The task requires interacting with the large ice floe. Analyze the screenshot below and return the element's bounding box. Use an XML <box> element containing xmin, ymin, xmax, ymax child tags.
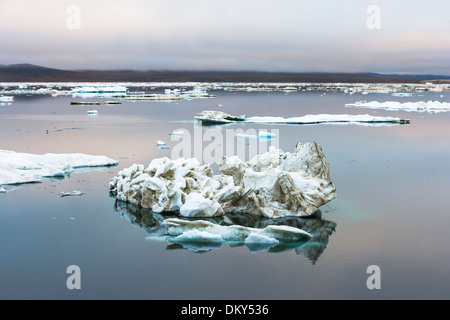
<box><xmin>114</xmin><ymin>200</ymin><xmax>337</xmax><ymax>258</ymax></box>
<box><xmin>0</xmin><ymin>150</ymin><xmax>118</xmax><ymax>186</ymax></box>
<box><xmin>345</xmin><ymin>100</ymin><xmax>450</xmax><ymax>113</ymax></box>
<box><xmin>194</xmin><ymin>110</ymin><xmax>409</xmax><ymax>126</ymax></box>
<box><xmin>109</xmin><ymin>141</ymin><xmax>336</xmax><ymax>219</ymax></box>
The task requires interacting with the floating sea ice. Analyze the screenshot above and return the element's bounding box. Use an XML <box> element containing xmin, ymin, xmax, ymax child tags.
<box><xmin>235</xmin><ymin>131</ymin><xmax>277</xmax><ymax>139</ymax></box>
<box><xmin>258</xmin><ymin>130</ymin><xmax>276</xmax><ymax>138</ymax></box>
<box><xmin>0</xmin><ymin>96</ymin><xmax>14</xmax><ymax>102</ymax></box>
<box><xmin>0</xmin><ymin>149</ymin><xmax>118</xmax><ymax>185</ymax></box>
<box><xmin>87</xmin><ymin>110</ymin><xmax>98</xmax><ymax>115</ymax></box>
<box><xmin>171</xmin><ymin>130</ymin><xmax>185</xmax><ymax>137</ymax></box>
<box><xmin>163</xmin><ymin>218</ymin><xmax>312</xmax><ymax>243</ymax></box>
<box><xmin>345</xmin><ymin>100</ymin><xmax>450</xmax><ymax>113</ymax></box>
<box><xmin>172</xmin><ymin>229</ymin><xmax>224</xmax><ymax>244</ymax></box>
<box><xmin>60</xmin><ymin>190</ymin><xmax>85</xmax><ymax>197</ymax></box>
<box><xmin>0</xmin><ymin>187</ymin><xmax>6</xmax><ymax>193</ymax></box>
<box><xmin>156</xmin><ymin>140</ymin><xmax>165</xmax><ymax>146</ymax></box>
<box><xmin>392</xmin><ymin>92</ymin><xmax>415</xmax><ymax>97</ymax></box>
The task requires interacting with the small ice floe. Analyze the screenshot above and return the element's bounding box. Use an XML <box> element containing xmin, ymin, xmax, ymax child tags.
<box><xmin>156</xmin><ymin>140</ymin><xmax>170</xmax><ymax>149</ymax></box>
<box><xmin>87</xmin><ymin>110</ymin><xmax>98</xmax><ymax>115</ymax></box>
<box><xmin>60</xmin><ymin>190</ymin><xmax>85</xmax><ymax>197</ymax></box>
<box><xmin>70</xmin><ymin>101</ymin><xmax>121</xmax><ymax>105</ymax></box>
<box><xmin>171</xmin><ymin>130</ymin><xmax>185</xmax><ymax>137</ymax></box>
<box><xmin>257</xmin><ymin>130</ymin><xmax>277</xmax><ymax>139</ymax></box>
<box><xmin>392</xmin><ymin>92</ymin><xmax>415</xmax><ymax>97</ymax></box>
<box><xmin>345</xmin><ymin>100</ymin><xmax>450</xmax><ymax>113</ymax></box>
<box><xmin>0</xmin><ymin>96</ymin><xmax>14</xmax><ymax>102</ymax></box>
<box><xmin>194</xmin><ymin>110</ymin><xmax>246</xmax><ymax>125</ymax></box>
<box><xmin>0</xmin><ymin>187</ymin><xmax>6</xmax><ymax>193</ymax></box>
<box><xmin>235</xmin><ymin>130</ymin><xmax>277</xmax><ymax>139</ymax></box>
<box><xmin>72</xmin><ymin>86</ymin><xmax>127</xmax><ymax>94</ymax></box>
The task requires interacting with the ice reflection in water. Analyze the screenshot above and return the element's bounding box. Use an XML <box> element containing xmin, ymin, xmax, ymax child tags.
<box><xmin>113</xmin><ymin>200</ymin><xmax>336</xmax><ymax>264</ymax></box>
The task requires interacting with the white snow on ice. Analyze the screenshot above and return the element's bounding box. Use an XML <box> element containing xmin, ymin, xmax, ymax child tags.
<box><xmin>0</xmin><ymin>150</ymin><xmax>118</xmax><ymax>186</ymax></box>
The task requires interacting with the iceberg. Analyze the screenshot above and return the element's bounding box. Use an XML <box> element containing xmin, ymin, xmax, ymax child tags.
<box><xmin>345</xmin><ymin>100</ymin><xmax>450</xmax><ymax>113</ymax></box>
<box><xmin>0</xmin><ymin>187</ymin><xmax>6</xmax><ymax>193</ymax></box>
<box><xmin>109</xmin><ymin>141</ymin><xmax>336</xmax><ymax>218</ymax></box>
<box><xmin>0</xmin><ymin>150</ymin><xmax>118</xmax><ymax>186</ymax></box>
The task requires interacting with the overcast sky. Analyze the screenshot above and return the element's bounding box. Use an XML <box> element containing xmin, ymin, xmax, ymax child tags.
<box><xmin>1</xmin><ymin>0</ymin><xmax>449</xmax><ymax>74</ymax></box>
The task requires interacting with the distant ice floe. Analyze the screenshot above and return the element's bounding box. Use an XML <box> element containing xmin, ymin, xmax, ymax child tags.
<box><xmin>0</xmin><ymin>95</ymin><xmax>14</xmax><ymax>102</ymax></box>
<box><xmin>195</xmin><ymin>110</ymin><xmax>409</xmax><ymax>126</ymax></box>
<box><xmin>0</xmin><ymin>150</ymin><xmax>118</xmax><ymax>187</ymax></box>
<box><xmin>345</xmin><ymin>100</ymin><xmax>450</xmax><ymax>113</ymax></box>
<box><xmin>236</xmin><ymin>130</ymin><xmax>277</xmax><ymax>139</ymax></box>
<box><xmin>109</xmin><ymin>140</ymin><xmax>336</xmax><ymax>219</ymax></box>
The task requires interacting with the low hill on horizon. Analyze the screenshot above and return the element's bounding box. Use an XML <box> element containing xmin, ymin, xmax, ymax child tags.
<box><xmin>1</xmin><ymin>63</ymin><xmax>449</xmax><ymax>83</ymax></box>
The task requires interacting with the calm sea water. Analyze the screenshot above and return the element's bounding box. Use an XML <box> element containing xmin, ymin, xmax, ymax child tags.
<box><xmin>0</xmin><ymin>86</ymin><xmax>449</xmax><ymax>299</ymax></box>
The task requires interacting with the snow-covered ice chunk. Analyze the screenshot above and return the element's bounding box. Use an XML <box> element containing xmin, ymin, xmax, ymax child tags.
<box><xmin>60</xmin><ymin>190</ymin><xmax>85</xmax><ymax>197</ymax></box>
<box><xmin>87</xmin><ymin>110</ymin><xmax>98</xmax><ymax>115</ymax></box>
<box><xmin>0</xmin><ymin>150</ymin><xmax>118</xmax><ymax>186</ymax></box>
<box><xmin>0</xmin><ymin>96</ymin><xmax>14</xmax><ymax>102</ymax></box>
<box><xmin>0</xmin><ymin>187</ymin><xmax>6</xmax><ymax>193</ymax></box>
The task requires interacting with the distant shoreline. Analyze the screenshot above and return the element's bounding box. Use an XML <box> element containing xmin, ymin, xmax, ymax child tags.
<box><xmin>1</xmin><ymin>64</ymin><xmax>450</xmax><ymax>83</ymax></box>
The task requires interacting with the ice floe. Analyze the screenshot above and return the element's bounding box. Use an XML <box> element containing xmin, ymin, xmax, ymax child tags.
<box><xmin>245</xmin><ymin>114</ymin><xmax>410</xmax><ymax>125</ymax></box>
<box><xmin>0</xmin><ymin>150</ymin><xmax>118</xmax><ymax>186</ymax></box>
<box><xmin>163</xmin><ymin>218</ymin><xmax>312</xmax><ymax>243</ymax></box>
<box><xmin>0</xmin><ymin>95</ymin><xmax>14</xmax><ymax>102</ymax></box>
<box><xmin>114</xmin><ymin>200</ymin><xmax>336</xmax><ymax>258</ymax></box>
<box><xmin>345</xmin><ymin>100</ymin><xmax>450</xmax><ymax>113</ymax></box>
<box><xmin>109</xmin><ymin>141</ymin><xmax>336</xmax><ymax>218</ymax></box>
<box><xmin>70</xmin><ymin>101</ymin><xmax>121</xmax><ymax>105</ymax></box>
<box><xmin>60</xmin><ymin>190</ymin><xmax>85</xmax><ymax>197</ymax></box>
<box><xmin>194</xmin><ymin>110</ymin><xmax>409</xmax><ymax>125</ymax></box>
